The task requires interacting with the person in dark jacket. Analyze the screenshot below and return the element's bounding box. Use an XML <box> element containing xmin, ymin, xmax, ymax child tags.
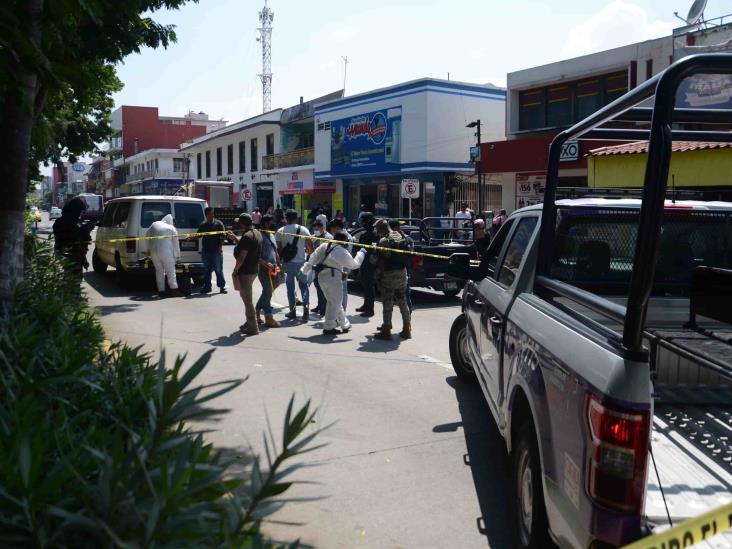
<box><xmin>52</xmin><ymin>197</ymin><xmax>94</xmax><ymax>280</ymax></box>
<box><xmin>355</xmin><ymin>213</ymin><xmax>378</xmax><ymax>317</ymax></box>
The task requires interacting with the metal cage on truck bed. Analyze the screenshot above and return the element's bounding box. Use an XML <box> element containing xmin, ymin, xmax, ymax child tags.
<box><xmin>536</xmin><ymin>53</ymin><xmax>732</xmax><ymax>362</ymax></box>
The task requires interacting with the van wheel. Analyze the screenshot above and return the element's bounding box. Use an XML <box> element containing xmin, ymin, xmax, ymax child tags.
<box><xmin>114</xmin><ymin>253</ymin><xmax>131</xmax><ymax>288</ymax></box>
<box><xmin>512</xmin><ymin>421</ymin><xmax>550</xmax><ymax>548</ymax></box>
<box><xmin>449</xmin><ymin>315</ymin><xmax>477</xmax><ymax>383</ymax></box>
<box><xmin>92</xmin><ymin>249</ymin><xmax>108</xmax><ymax>274</ymax></box>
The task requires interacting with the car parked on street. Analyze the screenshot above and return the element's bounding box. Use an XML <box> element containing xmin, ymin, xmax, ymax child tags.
<box><xmin>93</xmin><ymin>196</ymin><xmax>207</xmax><ymax>287</ymax></box>
<box><xmin>447</xmin><ymin>54</ymin><xmax>732</xmax><ymax>548</ymax></box>
<box><xmin>49</xmin><ymin>206</ymin><xmax>62</xmax><ymax>220</ymax></box>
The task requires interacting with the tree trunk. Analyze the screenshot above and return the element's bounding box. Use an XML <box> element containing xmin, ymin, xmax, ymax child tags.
<box><xmin>0</xmin><ymin>0</ymin><xmax>44</xmax><ymax>308</ymax></box>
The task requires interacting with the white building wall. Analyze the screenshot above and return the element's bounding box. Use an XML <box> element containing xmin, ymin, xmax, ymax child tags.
<box><xmin>424</xmin><ymin>90</ymin><xmax>505</xmax><ymax>164</ymax></box>
<box><xmin>180</xmin><ymin>113</ymin><xmax>281</xmax><ymax>209</ymax></box>
<box><xmin>315</xmin><ymin>79</ymin><xmax>506</xmax><ymax>173</ymax></box>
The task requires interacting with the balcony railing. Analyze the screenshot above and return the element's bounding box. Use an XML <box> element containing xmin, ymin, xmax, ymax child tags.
<box><xmin>263</xmin><ymin>146</ymin><xmax>314</xmax><ymax>170</ymax></box>
<box><xmin>126</xmin><ymin>170</ymin><xmax>187</xmax><ymax>183</ymax></box>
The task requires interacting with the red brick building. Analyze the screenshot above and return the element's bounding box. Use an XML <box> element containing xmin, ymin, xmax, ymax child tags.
<box><xmin>106</xmin><ymin>106</ymin><xmax>226</xmax><ymax>197</ymax></box>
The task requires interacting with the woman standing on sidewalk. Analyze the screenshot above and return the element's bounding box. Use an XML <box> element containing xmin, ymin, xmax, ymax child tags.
<box><xmin>256</xmin><ymin>214</ymin><xmax>281</xmax><ymax>328</ymax></box>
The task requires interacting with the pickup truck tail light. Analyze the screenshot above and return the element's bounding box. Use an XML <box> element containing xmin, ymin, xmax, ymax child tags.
<box><xmin>126</xmin><ymin>240</ymin><xmax>136</xmax><ymax>254</ymax></box>
<box><xmin>586</xmin><ymin>395</ymin><xmax>650</xmax><ymax>513</ymax></box>
<box><xmin>412</xmin><ymin>255</ymin><xmax>423</xmax><ymax>270</ymax></box>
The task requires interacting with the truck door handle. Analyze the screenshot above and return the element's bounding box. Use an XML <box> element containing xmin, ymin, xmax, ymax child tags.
<box><xmin>474</xmin><ymin>299</ymin><xmax>484</xmax><ymax>307</ymax></box>
<box><xmin>489</xmin><ymin>316</ymin><xmax>501</xmax><ymax>326</ymax></box>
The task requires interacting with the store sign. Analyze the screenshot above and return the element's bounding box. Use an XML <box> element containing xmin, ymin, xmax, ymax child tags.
<box><xmin>72</xmin><ymin>162</ymin><xmax>86</xmax><ymax>172</ymax></box>
<box><xmin>560</xmin><ymin>140</ymin><xmax>580</xmax><ymax>162</ymax></box>
<box><xmin>330</xmin><ymin>107</ymin><xmax>402</xmax><ymax>175</ymax></box>
<box><xmin>277</xmin><ymin>169</ymin><xmax>328</xmax><ymax>195</ymax></box>
<box><xmin>676</xmin><ymin>73</ymin><xmax>732</xmax><ymax>109</ymax></box>
<box><xmin>515</xmin><ymin>174</ymin><xmax>545</xmax><ymax>210</ymax></box>
<box><xmin>241</xmin><ymin>189</ymin><xmax>252</xmax><ymax>201</ymax></box>
<box><xmin>401</xmin><ymin>178</ymin><xmax>420</xmax><ymax>199</ymax></box>
<box><xmin>469</xmin><ymin>146</ymin><xmax>481</xmax><ymax>162</ymax></box>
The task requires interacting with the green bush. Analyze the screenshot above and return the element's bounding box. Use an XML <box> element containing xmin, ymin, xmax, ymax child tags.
<box><xmin>0</xmin><ymin>237</ymin><xmax>324</xmax><ymax>547</ymax></box>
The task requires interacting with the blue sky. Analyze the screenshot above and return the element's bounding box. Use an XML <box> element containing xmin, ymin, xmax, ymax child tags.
<box><xmin>111</xmin><ymin>0</ymin><xmax>729</xmax><ymax>123</ymax></box>
<box><xmin>44</xmin><ymin>0</ymin><xmax>728</xmax><ymax>175</ymax></box>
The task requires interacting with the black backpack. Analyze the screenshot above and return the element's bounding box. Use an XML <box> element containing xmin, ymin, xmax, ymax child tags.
<box><xmin>280</xmin><ymin>227</ymin><xmax>301</xmax><ymax>263</ymax></box>
<box><xmin>385</xmin><ymin>234</ymin><xmax>411</xmax><ymax>270</ymax></box>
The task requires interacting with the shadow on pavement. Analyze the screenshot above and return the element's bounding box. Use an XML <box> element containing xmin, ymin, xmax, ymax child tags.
<box><xmin>94</xmin><ymin>303</ymin><xmax>141</xmax><ymax>316</ymax></box>
<box><xmin>436</xmin><ymin>375</ymin><xmax>513</xmax><ymax>549</ymax></box>
<box><xmin>288</xmin><ymin>334</ymin><xmax>352</xmax><ymax>344</ymax></box>
<box><xmin>356</xmin><ymin>335</ymin><xmax>401</xmax><ymax>353</ymax></box>
<box><xmin>205</xmin><ymin>331</ymin><xmax>245</xmax><ymax>347</ymax></box>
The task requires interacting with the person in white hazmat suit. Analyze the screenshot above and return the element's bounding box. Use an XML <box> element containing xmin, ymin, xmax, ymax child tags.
<box><xmin>301</xmin><ymin>232</ymin><xmax>367</xmax><ymax>335</ymax></box>
<box><xmin>146</xmin><ymin>214</ymin><xmax>182</xmax><ymax>297</ymax></box>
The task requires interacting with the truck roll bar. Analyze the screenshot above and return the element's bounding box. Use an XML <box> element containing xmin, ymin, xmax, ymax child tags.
<box><xmin>536</xmin><ymin>53</ymin><xmax>732</xmax><ymax>355</ymax></box>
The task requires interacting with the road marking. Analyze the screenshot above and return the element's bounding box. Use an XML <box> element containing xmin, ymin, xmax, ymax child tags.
<box><xmin>418</xmin><ymin>354</ymin><xmax>453</xmax><ymax>370</ymax></box>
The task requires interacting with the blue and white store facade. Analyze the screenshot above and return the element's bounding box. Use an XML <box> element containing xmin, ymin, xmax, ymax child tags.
<box><xmin>314</xmin><ymin>78</ymin><xmax>505</xmax><ymax>220</ymax></box>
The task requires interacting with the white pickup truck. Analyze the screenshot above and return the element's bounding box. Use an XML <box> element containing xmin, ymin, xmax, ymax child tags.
<box><xmin>448</xmin><ymin>53</ymin><xmax>732</xmax><ymax>548</ymax></box>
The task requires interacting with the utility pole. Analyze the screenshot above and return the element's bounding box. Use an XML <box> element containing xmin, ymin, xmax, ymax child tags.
<box><xmin>256</xmin><ymin>0</ymin><xmax>274</xmax><ymax>113</ymax></box>
<box><xmin>466</xmin><ymin>119</ymin><xmax>482</xmax><ymax>214</ymax></box>
<box><xmin>342</xmin><ymin>56</ymin><xmax>349</xmax><ymax>95</ymax></box>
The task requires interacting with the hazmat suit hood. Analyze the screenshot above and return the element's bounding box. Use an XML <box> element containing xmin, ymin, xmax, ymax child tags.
<box><xmin>162</xmin><ymin>214</ymin><xmax>174</xmax><ymax>226</ymax></box>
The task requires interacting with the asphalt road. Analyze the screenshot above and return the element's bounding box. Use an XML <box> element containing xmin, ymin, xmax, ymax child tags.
<box><xmin>83</xmin><ymin>244</ymin><xmax>513</xmax><ymax>549</ymax></box>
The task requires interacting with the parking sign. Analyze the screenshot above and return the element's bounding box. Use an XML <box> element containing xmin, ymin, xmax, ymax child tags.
<box><xmin>400</xmin><ymin>178</ymin><xmax>420</xmax><ymax>199</ymax></box>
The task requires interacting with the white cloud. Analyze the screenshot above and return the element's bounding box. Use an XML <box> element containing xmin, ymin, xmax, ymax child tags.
<box><xmin>560</xmin><ymin>1</ymin><xmax>675</xmax><ymax>59</ymax></box>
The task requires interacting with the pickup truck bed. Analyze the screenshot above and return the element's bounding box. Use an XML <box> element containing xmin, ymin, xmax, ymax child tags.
<box><xmin>649</xmin><ymin>397</ymin><xmax>732</xmax><ymax>547</ymax></box>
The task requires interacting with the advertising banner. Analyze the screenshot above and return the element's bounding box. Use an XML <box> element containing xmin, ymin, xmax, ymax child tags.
<box><xmin>515</xmin><ymin>174</ymin><xmax>545</xmax><ymax>210</ymax></box>
<box><xmin>330</xmin><ymin>107</ymin><xmax>401</xmax><ymax>175</ymax></box>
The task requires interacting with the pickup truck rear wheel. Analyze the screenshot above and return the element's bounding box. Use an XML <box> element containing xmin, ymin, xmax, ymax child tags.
<box><xmin>449</xmin><ymin>315</ymin><xmax>477</xmax><ymax>384</ymax></box>
<box><xmin>512</xmin><ymin>421</ymin><xmax>550</xmax><ymax>548</ymax></box>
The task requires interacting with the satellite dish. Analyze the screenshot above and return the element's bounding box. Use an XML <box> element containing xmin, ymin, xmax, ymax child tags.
<box><xmin>686</xmin><ymin>0</ymin><xmax>707</xmax><ymax>25</ymax></box>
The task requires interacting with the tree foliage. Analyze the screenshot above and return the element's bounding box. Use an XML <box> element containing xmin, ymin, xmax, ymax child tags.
<box><xmin>0</xmin><ymin>0</ymin><xmax>194</xmax><ymax>180</ymax></box>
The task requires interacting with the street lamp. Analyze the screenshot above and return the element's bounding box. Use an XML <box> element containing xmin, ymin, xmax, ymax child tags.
<box><xmin>466</xmin><ymin>120</ymin><xmax>482</xmax><ymax>215</ymax></box>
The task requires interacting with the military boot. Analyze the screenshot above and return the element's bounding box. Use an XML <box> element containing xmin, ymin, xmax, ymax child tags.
<box><xmin>399</xmin><ymin>322</ymin><xmax>412</xmax><ymax>340</ymax></box>
<box><xmin>374</xmin><ymin>326</ymin><xmax>392</xmax><ymax>341</ymax></box>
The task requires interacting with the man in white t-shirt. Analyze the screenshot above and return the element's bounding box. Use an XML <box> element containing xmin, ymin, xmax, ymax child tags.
<box><xmin>276</xmin><ymin>210</ymin><xmax>314</xmax><ymax>320</ymax></box>
<box><xmin>454</xmin><ymin>202</ymin><xmax>473</xmax><ymax>241</ymax></box>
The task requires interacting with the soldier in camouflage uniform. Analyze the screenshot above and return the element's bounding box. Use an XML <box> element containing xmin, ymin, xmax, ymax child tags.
<box><xmin>371</xmin><ymin>219</ymin><xmax>411</xmax><ymax>340</ymax></box>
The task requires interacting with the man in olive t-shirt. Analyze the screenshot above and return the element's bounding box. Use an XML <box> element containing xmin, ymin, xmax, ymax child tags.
<box><xmin>232</xmin><ymin>213</ymin><xmax>262</xmax><ymax>335</ymax></box>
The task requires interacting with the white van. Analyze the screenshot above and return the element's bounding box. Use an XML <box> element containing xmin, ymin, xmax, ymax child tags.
<box><xmin>93</xmin><ymin>196</ymin><xmax>208</xmax><ymax>283</ymax></box>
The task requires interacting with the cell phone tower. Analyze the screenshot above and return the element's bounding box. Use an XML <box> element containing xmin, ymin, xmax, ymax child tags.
<box><xmin>256</xmin><ymin>0</ymin><xmax>273</xmax><ymax>113</ymax></box>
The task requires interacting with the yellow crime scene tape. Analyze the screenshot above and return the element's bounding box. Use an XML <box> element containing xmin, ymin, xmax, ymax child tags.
<box><xmin>103</xmin><ymin>229</ymin><xmax>481</xmax><ymax>264</ymax></box>
<box><xmin>622</xmin><ymin>502</ymin><xmax>732</xmax><ymax>548</ymax></box>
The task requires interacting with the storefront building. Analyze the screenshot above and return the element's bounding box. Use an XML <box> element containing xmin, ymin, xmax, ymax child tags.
<box><xmin>481</xmin><ymin>16</ymin><xmax>732</xmax><ymax>213</ymax></box>
<box><xmin>314</xmin><ymin>78</ymin><xmax>506</xmax><ymax>220</ymax></box>
<box><xmin>179</xmin><ymin>110</ymin><xmax>282</xmax><ymax>209</ymax></box>
<box><xmin>587</xmin><ymin>141</ymin><xmax>732</xmax><ymax>200</ymax></box>
<box><xmin>117</xmin><ymin>148</ymin><xmax>192</xmax><ymax>197</ymax></box>
<box><xmin>263</xmin><ymin>91</ymin><xmax>343</xmax><ymax>219</ymax></box>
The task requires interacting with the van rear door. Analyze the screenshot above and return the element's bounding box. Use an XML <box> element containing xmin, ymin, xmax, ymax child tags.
<box><xmin>173</xmin><ymin>202</ymin><xmax>205</xmax><ymax>263</ymax></box>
